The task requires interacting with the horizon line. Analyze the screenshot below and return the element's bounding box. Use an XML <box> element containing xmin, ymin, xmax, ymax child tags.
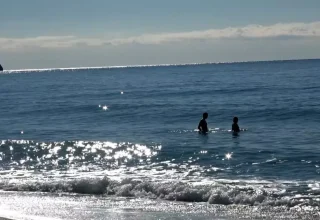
<box><xmin>2</xmin><ymin>58</ymin><xmax>320</xmax><ymax>73</ymax></box>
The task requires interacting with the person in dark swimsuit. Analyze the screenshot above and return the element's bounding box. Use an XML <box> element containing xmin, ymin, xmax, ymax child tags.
<box><xmin>198</xmin><ymin>112</ymin><xmax>208</xmax><ymax>134</ymax></box>
<box><xmin>232</xmin><ymin>117</ymin><xmax>240</xmax><ymax>133</ymax></box>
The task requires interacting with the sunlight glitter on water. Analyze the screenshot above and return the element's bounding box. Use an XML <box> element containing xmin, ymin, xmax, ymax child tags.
<box><xmin>0</xmin><ymin>140</ymin><xmax>161</xmax><ymax>173</ymax></box>
<box><xmin>225</xmin><ymin>153</ymin><xmax>232</xmax><ymax>160</ymax></box>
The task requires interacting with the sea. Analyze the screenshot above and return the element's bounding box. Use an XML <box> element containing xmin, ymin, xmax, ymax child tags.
<box><xmin>0</xmin><ymin>59</ymin><xmax>320</xmax><ymax>220</ymax></box>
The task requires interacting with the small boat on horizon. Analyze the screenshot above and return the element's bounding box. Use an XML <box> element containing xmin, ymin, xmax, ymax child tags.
<box><xmin>0</xmin><ymin>64</ymin><xmax>3</xmax><ymax>71</ymax></box>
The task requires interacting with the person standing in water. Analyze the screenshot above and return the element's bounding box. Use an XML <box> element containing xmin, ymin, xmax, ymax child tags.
<box><xmin>198</xmin><ymin>112</ymin><xmax>209</xmax><ymax>134</ymax></box>
<box><xmin>232</xmin><ymin>117</ymin><xmax>240</xmax><ymax>133</ymax></box>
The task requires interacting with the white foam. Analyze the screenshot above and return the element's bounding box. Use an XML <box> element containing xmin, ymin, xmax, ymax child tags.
<box><xmin>0</xmin><ymin>176</ymin><xmax>318</xmax><ymax>207</ymax></box>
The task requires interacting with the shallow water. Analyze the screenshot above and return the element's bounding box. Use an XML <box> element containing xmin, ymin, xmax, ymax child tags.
<box><xmin>0</xmin><ymin>191</ymin><xmax>319</xmax><ymax>220</ymax></box>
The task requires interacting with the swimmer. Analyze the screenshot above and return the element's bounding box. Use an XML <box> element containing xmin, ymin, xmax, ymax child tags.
<box><xmin>232</xmin><ymin>117</ymin><xmax>240</xmax><ymax>133</ymax></box>
<box><xmin>198</xmin><ymin>112</ymin><xmax>209</xmax><ymax>134</ymax></box>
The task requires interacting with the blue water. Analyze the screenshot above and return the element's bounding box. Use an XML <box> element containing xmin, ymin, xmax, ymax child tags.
<box><xmin>1</xmin><ymin>60</ymin><xmax>320</xmax><ymax>213</ymax></box>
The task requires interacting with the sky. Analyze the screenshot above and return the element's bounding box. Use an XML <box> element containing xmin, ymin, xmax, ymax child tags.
<box><xmin>0</xmin><ymin>0</ymin><xmax>320</xmax><ymax>69</ymax></box>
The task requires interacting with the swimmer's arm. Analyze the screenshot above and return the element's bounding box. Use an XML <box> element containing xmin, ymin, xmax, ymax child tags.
<box><xmin>198</xmin><ymin>121</ymin><xmax>202</xmax><ymax>131</ymax></box>
<box><xmin>203</xmin><ymin>123</ymin><xmax>208</xmax><ymax>132</ymax></box>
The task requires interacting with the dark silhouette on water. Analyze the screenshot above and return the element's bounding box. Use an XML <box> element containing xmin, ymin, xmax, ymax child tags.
<box><xmin>0</xmin><ymin>64</ymin><xmax>3</xmax><ymax>71</ymax></box>
<box><xmin>198</xmin><ymin>112</ymin><xmax>208</xmax><ymax>134</ymax></box>
<box><xmin>232</xmin><ymin>117</ymin><xmax>240</xmax><ymax>133</ymax></box>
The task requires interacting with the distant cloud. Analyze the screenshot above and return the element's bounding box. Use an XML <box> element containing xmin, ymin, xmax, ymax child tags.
<box><xmin>1</xmin><ymin>21</ymin><xmax>320</xmax><ymax>51</ymax></box>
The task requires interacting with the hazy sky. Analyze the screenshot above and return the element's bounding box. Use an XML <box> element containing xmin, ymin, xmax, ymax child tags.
<box><xmin>1</xmin><ymin>0</ymin><xmax>320</xmax><ymax>69</ymax></box>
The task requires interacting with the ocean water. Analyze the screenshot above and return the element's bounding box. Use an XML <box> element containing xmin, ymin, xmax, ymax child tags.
<box><xmin>1</xmin><ymin>59</ymin><xmax>320</xmax><ymax>219</ymax></box>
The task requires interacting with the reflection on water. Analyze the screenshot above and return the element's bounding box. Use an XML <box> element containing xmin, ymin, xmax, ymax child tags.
<box><xmin>1</xmin><ymin>136</ymin><xmax>319</xmax><ymax>183</ymax></box>
<box><xmin>0</xmin><ymin>140</ymin><xmax>160</xmax><ymax>172</ymax></box>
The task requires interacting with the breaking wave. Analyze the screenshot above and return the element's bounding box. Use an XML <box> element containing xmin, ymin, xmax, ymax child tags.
<box><xmin>1</xmin><ymin>139</ymin><xmax>320</xmax><ymax>208</ymax></box>
<box><xmin>1</xmin><ymin>176</ymin><xmax>320</xmax><ymax>207</ymax></box>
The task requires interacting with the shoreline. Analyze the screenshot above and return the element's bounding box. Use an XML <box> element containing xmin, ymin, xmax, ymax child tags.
<box><xmin>0</xmin><ymin>191</ymin><xmax>319</xmax><ymax>220</ymax></box>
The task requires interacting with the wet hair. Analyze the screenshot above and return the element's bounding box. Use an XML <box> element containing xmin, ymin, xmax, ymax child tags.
<box><xmin>203</xmin><ymin>112</ymin><xmax>208</xmax><ymax>118</ymax></box>
<box><xmin>233</xmin><ymin>117</ymin><xmax>238</xmax><ymax>123</ymax></box>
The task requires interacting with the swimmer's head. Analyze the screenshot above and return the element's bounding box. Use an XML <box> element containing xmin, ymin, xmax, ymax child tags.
<box><xmin>203</xmin><ymin>112</ymin><xmax>208</xmax><ymax>119</ymax></box>
<box><xmin>233</xmin><ymin>117</ymin><xmax>238</xmax><ymax>123</ymax></box>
